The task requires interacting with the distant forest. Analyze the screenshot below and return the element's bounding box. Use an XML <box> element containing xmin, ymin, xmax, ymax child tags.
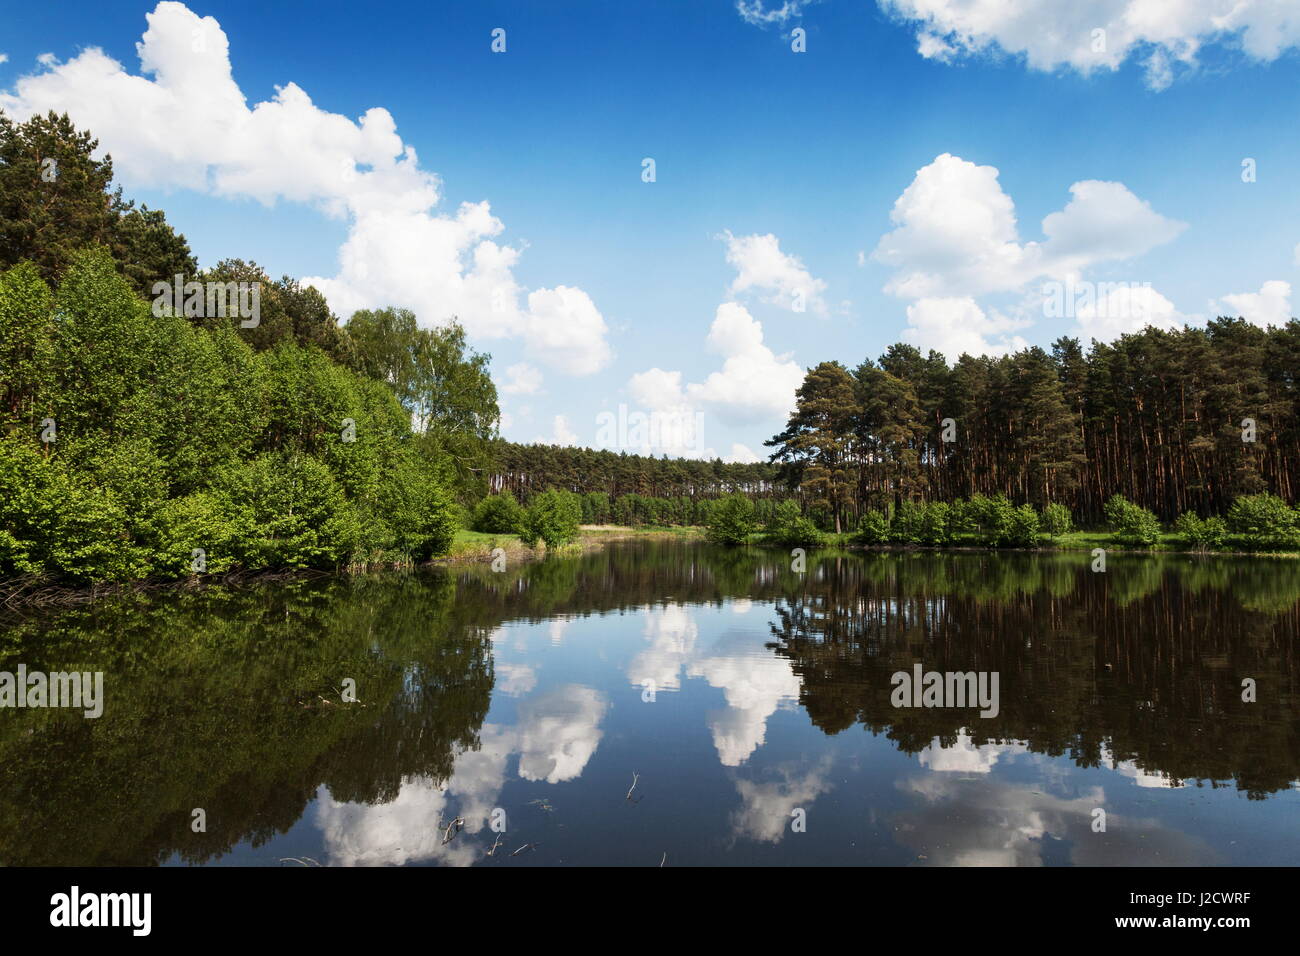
<box><xmin>765</xmin><ymin>329</ymin><xmax>1298</xmax><ymax>527</ymax></box>
<box><xmin>487</xmin><ymin>440</ymin><xmax>781</xmax><ymax>502</ymax></box>
<box><xmin>491</xmin><ymin>321</ymin><xmax>1299</xmax><ymax>529</ymax></box>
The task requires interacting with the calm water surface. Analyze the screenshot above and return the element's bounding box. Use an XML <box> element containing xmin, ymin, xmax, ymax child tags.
<box><xmin>2</xmin><ymin>540</ymin><xmax>1297</xmax><ymax>866</ymax></box>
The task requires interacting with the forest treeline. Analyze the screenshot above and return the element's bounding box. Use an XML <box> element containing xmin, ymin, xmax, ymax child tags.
<box><xmin>483</xmin><ymin>318</ymin><xmax>1300</xmax><ymax>539</ymax></box>
<box><xmin>0</xmin><ymin>111</ymin><xmax>498</xmax><ymax>585</ymax></box>
<box><xmin>5</xmin><ymin>109</ymin><xmax>1299</xmax><ymax>586</ymax></box>
<box><xmin>486</xmin><ymin>440</ymin><xmax>782</xmax><ymax>502</ymax></box>
<box><xmin>766</xmin><ymin>329</ymin><xmax>1299</xmax><ymax>531</ymax></box>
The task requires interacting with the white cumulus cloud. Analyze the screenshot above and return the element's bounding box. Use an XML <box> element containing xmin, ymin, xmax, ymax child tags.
<box><xmin>636</xmin><ymin>302</ymin><xmax>802</xmax><ymax>427</ymax></box>
<box><xmin>722</xmin><ymin>230</ymin><xmax>828</xmax><ymax>314</ymax></box>
<box><xmin>1213</xmin><ymin>279</ymin><xmax>1293</xmax><ymax>327</ymax></box>
<box><xmin>874</xmin><ymin>153</ymin><xmax>1185</xmax><ymax>301</ymax></box>
<box><xmin>903</xmin><ymin>297</ymin><xmax>1029</xmax><ymax>361</ymax></box>
<box><xmin>0</xmin><ymin>2</ymin><xmax>613</xmax><ymax>375</ymax></box>
<box><xmin>880</xmin><ymin>0</ymin><xmax>1300</xmax><ymax>90</ymax></box>
<box><xmin>874</xmin><ymin>152</ymin><xmax>1189</xmax><ymax>352</ymax></box>
<box><xmin>1075</xmin><ymin>283</ymin><xmax>1189</xmax><ymax>341</ymax></box>
<box><xmin>500</xmin><ymin>362</ymin><xmax>543</xmax><ymax>396</ymax></box>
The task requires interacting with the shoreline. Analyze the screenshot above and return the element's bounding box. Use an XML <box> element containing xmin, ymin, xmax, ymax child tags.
<box><xmin>2</xmin><ymin>525</ymin><xmax>1294</xmax><ymax>613</ymax></box>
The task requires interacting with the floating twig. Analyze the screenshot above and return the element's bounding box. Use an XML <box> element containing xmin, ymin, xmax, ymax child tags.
<box><xmin>442</xmin><ymin>816</ymin><xmax>465</xmax><ymax>845</ymax></box>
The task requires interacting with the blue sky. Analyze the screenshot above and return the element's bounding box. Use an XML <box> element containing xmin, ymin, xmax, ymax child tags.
<box><xmin>3</xmin><ymin>1</ymin><xmax>1299</xmax><ymax>460</ymax></box>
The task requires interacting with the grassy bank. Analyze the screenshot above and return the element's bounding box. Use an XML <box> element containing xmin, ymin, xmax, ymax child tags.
<box><xmin>442</xmin><ymin>524</ymin><xmax>706</xmax><ymax>566</ymax></box>
<box><xmin>749</xmin><ymin>529</ymin><xmax>1300</xmax><ymax>558</ymax></box>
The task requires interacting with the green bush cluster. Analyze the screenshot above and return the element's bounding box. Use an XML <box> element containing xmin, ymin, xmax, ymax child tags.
<box><xmin>518</xmin><ymin>488</ymin><xmax>582</xmax><ymax>550</ymax></box>
<box><xmin>1041</xmin><ymin>502</ymin><xmax>1073</xmax><ymax>537</ymax></box>
<box><xmin>0</xmin><ymin>251</ymin><xmax>457</xmax><ymax>582</ymax></box>
<box><xmin>599</xmin><ymin>491</ymin><xmax>781</xmax><ymax>528</ymax></box>
<box><xmin>1104</xmin><ymin>494</ymin><xmax>1162</xmax><ymax>546</ymax></box>
<box><xmin>765</xmin><ymin>500</ymin><xmax>825</xmax><ymax>547</ymax></box>
<box><xmin>850</xmin><ymin>495</ymin><xmax>1056</xmax><ymax>548</ymax></box>
<box><xmin>1174</xmin><ymin>512</ymin><xmax>1228</xmax><ymax>551</ymax></box>
<box><xmin>706</xmin><ymin>493</ymin><xmax>758</xmax><ymax>545</ymax></box>
<box><xmin>472</xmin><ymin>491</ymin><xmax>526</xmax><ymax>534</ymax></box>
<box><xmin>1225</xmin><ymin>493</ymin><xmax>1300</xmax><ymax>550</ymax></box>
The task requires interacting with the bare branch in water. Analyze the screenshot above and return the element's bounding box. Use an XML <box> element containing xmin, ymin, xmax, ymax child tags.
<box><xmin>442</xmin><ymin>817</ymin><xmax>465</xmax><ymax>845</ymax></box>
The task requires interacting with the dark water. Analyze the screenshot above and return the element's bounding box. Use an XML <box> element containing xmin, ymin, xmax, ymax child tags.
<box><xmin>1</xmin><ymin>540</ymin><xmax>1297</xmax><ymax>867</ymax></box>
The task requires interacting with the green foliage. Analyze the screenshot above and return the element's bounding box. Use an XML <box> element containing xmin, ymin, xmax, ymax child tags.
<box><xmin>581</xmin><ymin>491</ymin><xmax>610</xmax><ymax>524</ymax></box>
<box><xmin>707</xmin><ymin>492</ymin><xmax>757</xmax><ymax>545</ymax></box>
<box><xmin>519</xmin><ymin>488</ymin><xmax>582</xmax><ymax>550</ymax></box>
<box><xmin>472</xmin><ymin>492</ymin><xmax>526</xmax><ymax>535</ymax></box>
<box><xmin>0</xmin><ymin>260</ymin><xmax>53</xmax><ymax>431</ymax></box>
<box><xmin>1226</xmin><ymin>493</ymin><xmax>1299</xmax><ymax>550</ymax></box>
<box><xmin>0</xmin><ymin>111</ymin><xmax>117</xmax><ymax>283</ymax></box>
<box><xmin>376</xmin><ymin>453</ymin><xmax>459</xmax><ymax>561</ymax></box>
<box><xmin>766</xmin><ymin>500</ymin><xmax>825</xmax><ymax>547</ymax></box>
<box><xmin>1042</xmin><ymin>502</ymin><xmax>1073</xmax><ymax>538</ymax></box>
<box><xmin>0</xmin><ymin>250</ymin><xmax>460</xmax><ymax>583</ymax></box>
<box><xmin>889</xmin><ymin>501</ymin><xmax>925</xmax><ymax>544</ymax></box>
<box><xmin>966</xmin><ymin>494</ymin><xmax>1017</xmax><ymax>546</ymax></box>
<box><xmin>1105</xmin><ymin>494</ymin><xmax>1162</xmax><ymax>546</ymax></box>
<box><xmin>343</xmin><ymin>308</ymin><xmax>498</xmax><ymax>500</ymax></box>
<box><xmin>919</xmin><ymin>501</ymin><xmax>952</xmax><ymax>545</ymax></box>
<box><xmin>767</xmin><ymin>362</ymin><xmax>858</xmax><ymax>533</ymax></box>
<box><xmin>854</xmin><ymin>509</ymin><xmax>889</xmax><ymax>544</ymax></box>
<box><xmin>848</xmin><ymin>496</ymin><xmax>1041</xmax><ymax>548</ymax></box>
<box><xmin>112</xmin><ymin>203</ymin><xmax>197</xmax><ymax>295</ymax></box>
<box><xmin>1174</xmin><ymin>512</ymin><xmax>1228</xmax><ymax>551</ymax></box>
<box><xmin>1007</xmin><ymin>504</ymin><xmax>1042</xmax><ymax>547</ymax></box>
<box><xmin>215</xmin><ymin>453</ymin><xmax>361</xmax><ymax>569</ymax></box>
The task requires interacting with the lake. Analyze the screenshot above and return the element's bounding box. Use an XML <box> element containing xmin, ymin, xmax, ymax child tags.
<box><xmin>1</xmin><ymin>539</ymin><xmax>1297</xmax><ymax>866</ymax></box>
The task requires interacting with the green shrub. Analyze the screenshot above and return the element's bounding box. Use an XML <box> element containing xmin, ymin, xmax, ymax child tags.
<box><xmin>379</xmin><ymin>455</ymin><xmax>458</xmax><ymax>560</ymax></box>
<box><xmin>582</xmin><ymin>491</ymin><xmax>610</xmax><ymax>524</ymax></box>
<box><xmin>0</xmin><ymin>248</ymin><xmax>475</xmax><ymax>584</ymax></box>
<box><xmin>147</xmin><ymin>492</ymin><xmax>242</xmax><ymax>576</ymax></box>
<box><xmin>854</xmin><ymin>509</ymin><xmax>888</xmax><ymax>545</ymax></box>
<box><xmin>966</xmin><ymin>494</ymin><xmax>1017</xmax><ymax>546</ymax></box>
<box><xmin>767</xmin><ymin>500</ymin><xmax>824</xmax><ymax>547</ymax></box>
<box><xmin>1041</xmin><ymin>502</ymin><xmax>1073</xmax><ymax>537</ymax></box>
<box><xmin>889</xmin><ymin>501</ymin><xmax>925</xmax><ymax>544</ymax></box>
<box><xmin>919</xmin><ymin>501</ymin><xmax>952</xmax><ymax>545</ymax></box>
<box><xmin>217</xmin><ymin>453</ymin><xmax>361</xmax><ymax>569</ymax></box>
<box><xmin>706</xmin><ymin>492</ymin><xmax>757</xmax><ymax>545</ymax></box>
<box><xmin>1226</xmin><ymin>493</ymin><xmax>1299</xmax><ymax>550</ymax></box>
<box><xmin>472</xmin><ymin>491</ymin><xmax>526</xmax><ymax>534</ymax></box>
<box><xmin>1104</xmin><ymin>494</ymin><xmax>1161</xmax><ymax>546</ymax></box>
<box><xmin>1006</xmin><ymin>504</ymin><xmax>1041</xmax><ymax>547</ymax></box>
<box><xmin>1174</xmin><ymin>512</ymin><xmax>1227</xmax><ymax>551</ymax></box>
<box><xmin>520</xmin><ymin>488</ymin><xmax>582</xmax><ymax>550</ymax></box>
